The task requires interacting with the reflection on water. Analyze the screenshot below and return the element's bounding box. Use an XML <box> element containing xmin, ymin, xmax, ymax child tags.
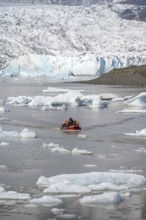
<box><xmin>0</xmin><ymin>78</ymin><xmax>145</xmax><ymax>220</ymax></box>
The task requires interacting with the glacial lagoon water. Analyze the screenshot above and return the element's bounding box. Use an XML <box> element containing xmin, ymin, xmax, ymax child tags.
<box><xmin>0</xmin><ymin>78</ymin><xmax>146</xmax><ymax>220</ymax></box>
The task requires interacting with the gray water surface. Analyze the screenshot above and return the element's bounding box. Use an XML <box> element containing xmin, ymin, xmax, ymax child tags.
<box><xmin>0</xmin><ymin>78</ymin><xmax>146</xmax><ymax>220</ymax></box>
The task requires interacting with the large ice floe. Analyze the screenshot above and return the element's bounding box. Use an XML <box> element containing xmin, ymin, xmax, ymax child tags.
<box><xmin>37</xmin><ymin>172</ymin><xmax>146</xmax><ymax>201</ymax></box>
<box><xmin>35</xmin><ymin>172</ymin><xmax>146</xmax><ymax>206</ymax></box>
<box><xmin>0</xmin><ymin>127</ymin><xmax>36</xmax><ymax>138</ymax></box>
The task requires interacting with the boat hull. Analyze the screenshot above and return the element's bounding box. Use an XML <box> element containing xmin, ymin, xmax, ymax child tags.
<box><xmin>60</xmin><ymin>125</ymin><xmax>81</xmax><ymax>130</ymax></box>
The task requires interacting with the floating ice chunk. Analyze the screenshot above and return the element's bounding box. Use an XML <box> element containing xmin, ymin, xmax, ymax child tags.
<box><xmin>51</xmin><ymin>147</ymin><xmax>71</xmax><ymax>154</ymax></box>
<box><xmin>125</xmin><ymin>128</ymin><xmax>146</xmax><ymax>137</ymax></box>
<box><xmin>0</xmin><ymin>187</ymin><xmax>30</xmax><ymax>200</ymax></box>
<box><xmin>7</xmin><ymin>96</ymin><xmax>31</xmax><ymax>105</ymax></box>
<box><xmin>0</xmin><ymin>142</ymin><xmax>10</xmax><ymax>146</ymax></box>
<box><xmin>84</xmin><ymin>164</ymin><xmax>97</xmax><ymax>167</ymax></box>
<box><xmin>29</xmin><ymin>195</ymin><xmax>62</xmax><ymax>207</ymax></box>
<box><xmin>20</xmin><ymin>128</ymin><xmax>36</xmax><ymax>138</ymax></box>
<box><xmin>0</xmin><ymin>127</ymin><xmax>20</xmax><ymax>138</ymax></box>
<box><xmin>43</xmin><ymin>142</ymin><xmax>60</xmax><ymax>148</ymax></box>
<box><xmin>51</xmin><ymin>208</ymin><xmax>66</xmax><ymax>215</ymax></box>
<box><xmin>78</xmin><ymin>134</ymin><xmax>86</xmax><ymax>138</ymax></box>
<box><xmin>72</xmin><ymin>147</ymin><xmax>93</xmax><ymax>155</ymax></box>
<box><xmin>79</xmin><ymin>192</ymin><xmax>128</xmax><ymax>205</ymax></box>
<box><xmin>134</xmin><ymin>148</ymin><xmax>146</xmax><ymax>153</ymax></box>
<box><xmin>0</xmin><ymin>165</ymin><xmax>7</xmax><ymax>170</ymax></box>
<box><xmin>57</xmin><ymin>214</ymin><xmax>77</xmax><ymax>219</ymax></box>
<box><xmin>37</xmin><ymin>172</ymin><xmax>146</xmax><ymax>193</ymax></box>
<box><xmin>88</xmin><ymin>97</ymin><xmax>109</xmax><ymax>109</ymax></box>
<box><xmin>117</xmin><ymin>109</ymin><xmax>146</xmax><ymax>114</ymax></box>
<box><xmin>0</xmin><ymin>107</ymin><xmax>10</xmax><ymax>113</ymax></box>
<box><xmin>124</xmin><ymin>92</ymin><xmax>146</xmax><ymax>107</ymax></box>
<box><xmin>100</xmin><ymin>93</ymin><xmax>118</xmax><ymax>100</ymax></box>
<box><xmin>0</xmin><ymin>127</ymin><xmax>36</xmax><ymax>138</ymax></box>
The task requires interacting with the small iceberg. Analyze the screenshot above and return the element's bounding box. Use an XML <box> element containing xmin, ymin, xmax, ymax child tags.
<box><xmin>124</xmin><ymin>92</ymin><xmax>146</xmax><ymax>107</ymax></box>
<box><xmin>0</xmin><ymin>127</ymin><xmax>36</xmax><ymax>138</ymax></box>
<box><xmin>72</xmin><ymin>147</ymin><xmax>93</xmax><ymax>155</ymax></box>
<box><xmin>125</xmin><ymin>128</ymin><xmax>146</xmax><ymax>137</ymax></box>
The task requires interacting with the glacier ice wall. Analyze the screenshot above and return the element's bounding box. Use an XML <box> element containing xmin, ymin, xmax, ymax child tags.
<box><xmin>0</xmin><ymin>54</ymin><xmax>145</xmax><ymax>78</ymax></box>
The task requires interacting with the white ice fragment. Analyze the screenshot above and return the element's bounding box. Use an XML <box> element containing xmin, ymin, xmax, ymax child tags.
<box><xmin>0</xmin><ymin>142</ymin><xmax>10</xmax><ymax>146</ymax></box>
<box><xmin>78</xmin><ymin>134</ymin><xmax>86</xmax><ymax>138</ymax></box>
<box><xmin>42</xmin><ymin>87</ymin><xmax>71</xmax><ymax>93</ymax></box>
<box><xmin>29</xmin><ymin>195</ymin><xmax>62</xmax><ymax>207</ymax></box>
<box><xmin>124</xmin><ymin>92</ymin><xmax>146</xmax><ymax>107</ymax></box>
<box><xmin>79</xmin><ymin>192</ymin><xmax>128</xmax><ymax>205</ymax></box>
<box><xmin>20</xmin><ymin>128</ymin><xmax>36</xmax><ymax>138</ymax></box>
<box><xmin>0</xmin><ymin>107</ymin><xmax>10</xmax><ymax>113</ymax></box>
<box><xmin>117</xmin><ymin>109</ymin><xmax>146</xmax><ymax>114</ymax></box>
<box><xmin>0</xmin><ymin>127</ymin><xmax>36</xmax><ymax>138</ymax></box>
<box><xmin>125</xmin><ymin>128</ymin><xmax>146</xmax><ymax>137</ymax></box>
<box><xmin>51</xmin><ymin>208</ymin><xmax>66</xmax><ymax>215</ymax></box>
<box><xmin>57</xmin><ymin>214</ymin><xmax>77</xmax><ymax>219</ymax></box>
<box><xmin>43</xmin><ymin>142</ymin><xmax>60</xmax><ymax>148</ymax></box>
<box><xmin>51</xmin><ymin>147</ymin><xmax>71</xmax><ymax>154</ymax></box>
<box><xmin>72</xmin><ymin>147</ymin><xmax>93</xmax><ymax>155</ymax></box>
<box><xmin>0</xmin><ymin>187</ymin><xmax>30</xmax><ymax>200</ymax></box>
<box><xmin>84</xmin><ymin>164</ymin><xmax>97</xmax><ymax>167</ymax></box>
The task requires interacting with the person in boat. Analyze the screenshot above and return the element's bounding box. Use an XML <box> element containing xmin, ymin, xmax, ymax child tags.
<box><xmin>68</xmin><ymin>117</ymin><xmax>74</xmax><ymax>126</ymax></box>
<box><xmin>62</xmin><ymin>117</ymin><xmax>78</xmax><ymax>127</ymax></box>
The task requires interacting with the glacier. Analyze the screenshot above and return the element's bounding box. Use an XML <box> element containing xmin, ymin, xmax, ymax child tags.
<box><xmin>0</xmin><ymin>1</ymin><xmax>146</xmax><ymax>78</ymax></box>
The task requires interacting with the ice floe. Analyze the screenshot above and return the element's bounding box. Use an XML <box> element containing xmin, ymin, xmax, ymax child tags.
<box><xmin>56</xmin><ymin>213</ymin><xmax>77</xmax><ymax>219</ymax></box>
<box><xmin>124</xmin><ymin>92</ymin><xmax>146</xmax><ymax>107</ymax></box>
<box><xmin>42</xmin><ymin>142</ymin><xmax>93</xmax><ymax>155</ymax></box>
<box><xmin>43</xmin><ymin>142</ymin><xmax>60</xmax><ymax>148</ymax></box>
<box><xmin>0</xmin><ymin>127</ymin><xmax>36</xmax><ymax>138</ymax></box>
<box><xmin>0</xmin><ymin>142</ymin><xmax>10</xmax><ymax>146</ymax></box>
<box><xmin>20</xmin><ymin>128</ymin><xmax>36</xmax><ymax>138</ymax></box>
<box><xmin>0</xmin><ymin>186</ymin><xmax>30</xmax><ymax>200</ymax></box>
<box><xmin>37</xmin><ymin>172</ymin><xmax>146</xmax><ymax>193</ymax></box>
<box><xmin>0</xmin><ymin>106</ymin><xmax>10</xmax><ymax>113</ymax></box>
<box><xmin>78</xmin><ymin>134</ymin><xmax>87</xmax><ymax>138</ymax></box>
<box><xmin>134</xmin><ymin>148</ymin><xmax>146</xmax><ymax>153</ymax></box>
<box><xmin>72</xmin><ymin>147</ymin><xmax>93</xmax><ymax>155</ymax></box>
<box><xmin>117</xmin><ymin>109</ymin><xmax>146</xmax><ymax>114</ymax></box>
<box><xmin>29</xmin><ymin>195</ymin><xmax>63</xmax><ymax>207</ymax></box>
<box><xmin>51</xmin><ymin>146</ymin><xmax>71</xmax><ymax>154</ymax></box>
<box><xmin>84</xmin><ymin>164</ymin><xmax>97</xmax><ymax>168</ymax></box>
<box><xmin>125</xmin><ymin>128</ymin><xmax>146</xmax><ymax>137</ymax></box>
<box><xmin>79</xmin><ymin>192</ymin><xmax>129</xmax><ymax>206</ymax></box>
